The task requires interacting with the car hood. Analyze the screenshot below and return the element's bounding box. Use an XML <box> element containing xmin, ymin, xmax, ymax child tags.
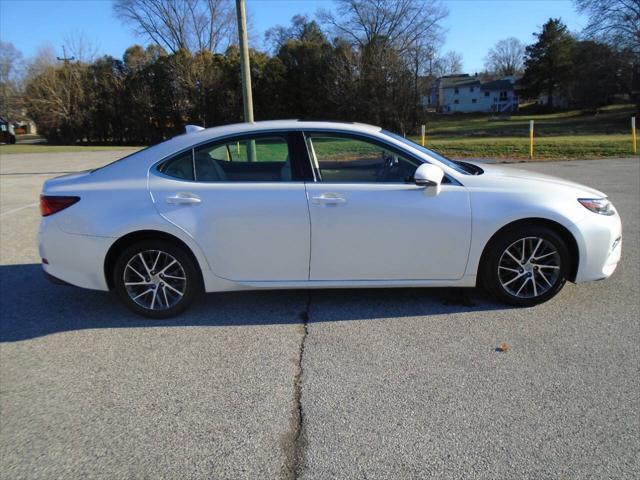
<box><xmin>468</xmin><ymin>162</ymin><xmax>607</xmax><ymax>198</ymax></box>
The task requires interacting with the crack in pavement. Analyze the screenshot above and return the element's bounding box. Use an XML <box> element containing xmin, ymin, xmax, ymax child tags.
<box><xmin>281</xmin><ymin>292</ymin><xmax>310</xmax><ymax>480</ymax></box>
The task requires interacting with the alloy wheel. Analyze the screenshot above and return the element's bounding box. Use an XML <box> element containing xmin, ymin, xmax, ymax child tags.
<box><xmin>497</xmin><ymin>236</ymin><xmax>561</xmax><ymax>299</ymax></box>
<box><xmin>123</xmin><ymin>250</ymin><xmax>187</xmax><ymax>311</ymax></box>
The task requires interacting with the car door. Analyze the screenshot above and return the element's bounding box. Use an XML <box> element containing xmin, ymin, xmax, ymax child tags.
<box><xmin>148</xmin><ymin>131</ymin><xmax>312</xmax><ymax>282</ymax></box>
<box><xmin>304</xmin><ymin>131</ymin><xmax>472</xmax><ymax>281</ymax></box>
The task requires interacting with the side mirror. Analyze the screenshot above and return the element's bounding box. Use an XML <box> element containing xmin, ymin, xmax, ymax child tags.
<box><xmin>414</xmin><ymin>163</ymin><xmax>444</xmax><ymax>194</ymax></box>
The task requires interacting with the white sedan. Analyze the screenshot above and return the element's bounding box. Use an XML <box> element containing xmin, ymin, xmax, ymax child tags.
<box><xmin>38</xmin><ymin>120</ymin><xmax>622</xmax><ymax>317</ymax></box>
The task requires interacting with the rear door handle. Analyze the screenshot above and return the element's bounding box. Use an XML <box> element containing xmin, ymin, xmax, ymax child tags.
<box><xmin>166</xmin><ymin>192</ymin><xmax>202</xmax><ymax>205</ymax></box>
<box><xmin>311</xmin><ymin>193</ymin><xmax>347</xmax><ymax>206</ymax></box>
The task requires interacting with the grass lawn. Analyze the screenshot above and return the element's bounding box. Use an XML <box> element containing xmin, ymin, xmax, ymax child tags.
<box><xmin>408</xmin><ymin>103</ymin><xmax>639</xmax><ymax>159</ymax></box>
<box><xmin>410</xmin><ymin>134</ymin><xmax>637</xmax><ymax>160</ymax></box>
<box><xmin>423</xmin><ymin>104</ymin><xmax>637</xmax><ymax>138</ymax></box>
<box><xmin>0</xmin><ymin>144</ymin><xmax>141</xmax><ymax>155</ymax></box>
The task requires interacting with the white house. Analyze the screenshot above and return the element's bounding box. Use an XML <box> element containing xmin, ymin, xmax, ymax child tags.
<box><xmin>428</xmin><ymin>74</ymin><xmax>519</xmax><ymax>114</ymax></box>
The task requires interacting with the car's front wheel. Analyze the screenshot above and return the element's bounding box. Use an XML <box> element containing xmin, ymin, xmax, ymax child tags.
<box><xmin>482</xmin><ymin>226</ymin><xmax>570</xmax><ymax>306</ymax></box>
<box><xmin>113</xmin><ymin>240</ymin><xmax>200</xmax><ymax>318</ymax></box>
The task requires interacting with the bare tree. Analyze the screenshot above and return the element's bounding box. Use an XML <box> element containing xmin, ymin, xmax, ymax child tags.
<box><xmin>574</xmin><ymin>0</ymin><xmax>640</xmax><ymax>54</ymax></box>
<box><xmin>318</xmin><ymin>0</ymin><xmax>448</xmax><ymax>55</ymax></box>
<box><xmin>484</xmin><ymin>37</ymin><xmax>525</xmax><ymax>76</ymax></box>
<box><xmin>113</xmin><ymin>0</ymin><xmax>235</xmax><ymax>53</ymax></box>
<box><xmin>0</xmin><ymin>42</ymin><xmax>25</xmax><ymax>119</ymax></box>
<box><xmin>0</xmin><ymin>42</ymin><xmax>23</xmax><ymax>84</ymax></box>
<box><xmin>63</xmin><ymin>31</ymin><xmax>100</xmax><ymax>63</ymax></box>
<box><xmin>435</xmin><ymin>50</ymin><xmax>463</xmax><ymax>76</ymax></box>
<box><xmin>25</xmin><ymin>60</ymin><xmax>88</xmax><ymax>142</ymax></box>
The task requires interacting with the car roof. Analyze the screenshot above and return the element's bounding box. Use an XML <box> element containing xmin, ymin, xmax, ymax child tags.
<box><xmin>102</xmin><ymin>120</ymin><xmax>390</xmax><ymax>176</ymax></box>
<box><xmin>183</xmin><ymin>119</ymin><xmax>381</xmax><ymax>141</ymax></box>
<box><xmin>125</xmin><ymin>120</ymin><xmax>382</xmax><ymax>166</ymax></box>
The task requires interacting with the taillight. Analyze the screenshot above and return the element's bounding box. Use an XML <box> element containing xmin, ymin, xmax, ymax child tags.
<box><xmin>40</xmin><ymin>195</ymin><xmax>80</xmax><ymax>217</ymax></box>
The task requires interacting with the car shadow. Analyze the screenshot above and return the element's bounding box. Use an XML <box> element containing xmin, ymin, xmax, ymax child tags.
<box><xmin>0</xmin><ymin>264</ymin><xmax>506</xmax><ymax>342</ymax></box>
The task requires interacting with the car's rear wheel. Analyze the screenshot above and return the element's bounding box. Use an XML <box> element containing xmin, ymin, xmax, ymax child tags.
<box><xmin>482</xmin><ymin>226</ymin><xmax>569</xmax><ymax>306</ymax></box>
<box><xmin>113</xmin><ymin>240</ymin><xmax>200</xmax><ymax>318</ymax></box>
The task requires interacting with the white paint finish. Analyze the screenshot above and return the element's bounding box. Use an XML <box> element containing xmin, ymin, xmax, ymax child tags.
<box><xmin>568</xmin><ymin>212</ymin><xmax>622</xmax><ymax>282</ymax></box>
<box><xmin>36</xmin><ymin>120</ymin><xmax>622</xmax><ymax>295</ymax></box>
<box><xmin>38</xmin><ymin>219</ymin><xmax>112</xmax><ymax>290</ymax></box>
<box><xmin>305</xmin><ymin>183</ymin><xmax>471</xmax><ymax>280</ymax></box>
<box><xmin>149</xmin><ymin>175</ymin><xmax>311</xmax><ymax>281</ymax></box>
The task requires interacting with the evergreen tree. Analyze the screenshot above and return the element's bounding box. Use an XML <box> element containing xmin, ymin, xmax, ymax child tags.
<box><xmin>521</xmin><ymin>19</ymin><xmax>575</xmax><ymax>108</ymax></box>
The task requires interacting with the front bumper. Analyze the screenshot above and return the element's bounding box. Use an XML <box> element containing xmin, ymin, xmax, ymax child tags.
<box><xmin>38</xmin><ymin>217</ymin><xmax>112</xmax><ymax>291</ymax></box>
<box><xmin>569</xmin><ymin>211</ymin><xmax>622</xmax><ymax>283</ymax></box>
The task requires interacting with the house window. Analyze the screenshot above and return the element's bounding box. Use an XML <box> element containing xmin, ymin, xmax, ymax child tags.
<box><xmin>472</xmin><ymin>99</ymin><xmax>477</xmax><ymax>103</ymax></box>
<box><xmin>454</xmin><ymin>88</ymin><xmax>459</xmax><ymax>94</ymax></box>
<box><xmin>470</xmin><ymin>87</ymin><xmax>474</xmax><ymax>92</ymax></box>
<box><xmin>500</xmin><ymin>90</ymin><xmax>508</xmax><ymax>101</ymax></box>
<box><xmin>454</xmin><ymin>99</ymin><xmax>459</xmax><ymax>104</ymax></box>
<box><xmin>484</xmin><ymin>91</ymin><xmax>490</xmax><ymax>97</ymax></box>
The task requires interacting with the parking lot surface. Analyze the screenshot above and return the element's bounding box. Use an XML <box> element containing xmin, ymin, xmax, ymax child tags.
<box><xmin>1</xmin><ymin>151</ymin><xmax>638</xmax><ymax>479</ymax></box>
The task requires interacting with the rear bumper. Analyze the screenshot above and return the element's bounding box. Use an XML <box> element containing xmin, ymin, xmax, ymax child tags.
<box><xmin>43</xmin><ymin>269</ymin><xmax>74</xmax><ymax>286</ymax></box>
<box><xmin>570</xmin><ymin>211</ymin><xmax>622</xmax><ymax>283</ymax></box>
<box><xmin>38</xmin><ymin>217</ymin><xmax>112</xmax><ymax>291</ymax></box>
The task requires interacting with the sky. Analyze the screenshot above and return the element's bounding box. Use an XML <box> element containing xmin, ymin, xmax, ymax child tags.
<box><xmin>0</xmin><ymin>0</ymin><xmax>586</xmax><ymax>73</ymax></box>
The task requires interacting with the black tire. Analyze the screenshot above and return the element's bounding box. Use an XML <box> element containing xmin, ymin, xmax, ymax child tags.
<box><xmin>481</xmin><ymin>225</ymin><xmax>569</xmax><ymax>307</ymax></box>
<box><xmin>113</xmin><ymin>240</ymin><xmax>201</xmax><ymax>318</ymax></box>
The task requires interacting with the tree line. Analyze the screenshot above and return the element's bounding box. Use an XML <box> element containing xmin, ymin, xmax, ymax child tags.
<box><xmin>1</xmin><ymin>0</ymin><xmax>638</xmax><ymax>145</ymax></box>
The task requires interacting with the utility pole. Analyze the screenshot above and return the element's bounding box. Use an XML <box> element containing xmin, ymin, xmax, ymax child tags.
<box><xmin>235</xmin><ymin>0</ymin><xmax>254</xmax><ymax>124</ymax></box>
<box><xmin>56</xmin><ymin>45</ymin><xmax>75</xmax><ymax>64</ymax></box>
<box><xmin>235</xmin><ymin>0</ymin><xmax>256</xmax><ymax>161</ymax></box>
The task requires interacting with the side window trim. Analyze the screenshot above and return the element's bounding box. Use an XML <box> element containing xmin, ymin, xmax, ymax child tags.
<box><xmin>301</xmin><ymin>129</ymin><xmax>461</xmax><ymax>186</ymax></box>
<box><xmin>306</xmin><ymin>131</ymin><xmax>415</xmax><ymax>184</ymax></box>
<box><xmin>194</xmin><ymin>131</ymin><xmax>310</xmax><ymax>182</ymax></box>
<box><xmin>191</xmin><ymin>148</ymin><xmax>197</xmax><ymax>181</ymax></box>
<box><xmin>154</xmin><ymin>130</ymin><xmax>315</xmax><ymax>183</ymax></box>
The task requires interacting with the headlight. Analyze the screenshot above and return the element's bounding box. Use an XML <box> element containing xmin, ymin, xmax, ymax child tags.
<box><xmin>578</xmin><ymin>198</ymin><xmax>615</xmax><ymax>216</ymax></box>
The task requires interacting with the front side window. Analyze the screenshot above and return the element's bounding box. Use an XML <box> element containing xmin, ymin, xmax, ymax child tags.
<box><xmin>382</xmin><ymin>130</ymin><xmax>473</xmax><ymax>175</ymax></box>
<box><xmin>306</xmin><ymin>134</ymin><xmax>419</xmax><ymax>183</ymax></box>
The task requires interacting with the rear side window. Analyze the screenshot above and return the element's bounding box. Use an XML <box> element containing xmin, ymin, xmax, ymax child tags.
<box><xmin>194</xmin><ymin>136</ymin><xmax>291</xmax><ymax>182</ymax></box>
<box><xmin>158</xmin><ymin>151</ymin><xmax>194</xmax><ymax>181</ymax></box>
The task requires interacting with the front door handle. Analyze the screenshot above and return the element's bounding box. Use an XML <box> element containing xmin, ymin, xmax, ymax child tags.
<box><xmin>166</xmin><ymin>192</ymin><xmax>202</xmax><ymax>205</ymax></box>
<box><xmin>311</xmin><ymin>193</ymin><xmax>347</xmax><ymax>206</ymax></box>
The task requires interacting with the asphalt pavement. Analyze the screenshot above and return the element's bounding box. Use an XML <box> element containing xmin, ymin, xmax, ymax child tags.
<box><xmin>0</xmin><ymin>152</ymin><xmax>638</xmax><ymax>479</ymax></box>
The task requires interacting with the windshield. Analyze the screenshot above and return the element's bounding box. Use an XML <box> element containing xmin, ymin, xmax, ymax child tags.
<box><xmin>381</xmin><ymin>130</ymin><xmax>473</xmax><ymax>175</ymax></box>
